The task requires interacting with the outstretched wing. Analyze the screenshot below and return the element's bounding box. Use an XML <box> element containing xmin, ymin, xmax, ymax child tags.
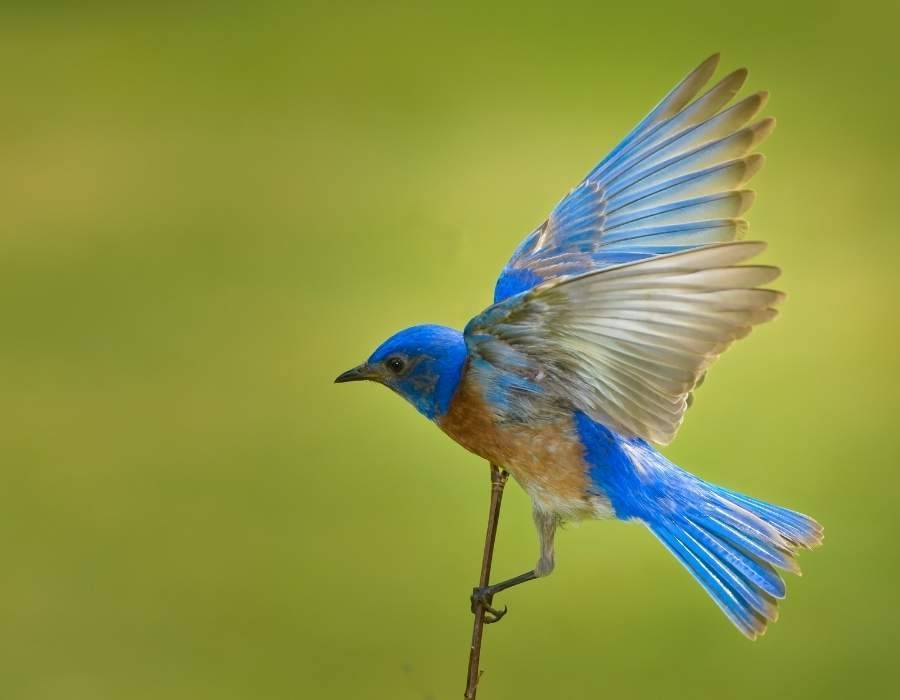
<box><xmin>494</xmin><ymin>54</ymin><xmax>773</xmax><ymax>303</ymax></box>
<box><xmin>466</xmin><ymin>241</ymin><xmax>782</xmax><ymax>445</ymax></box>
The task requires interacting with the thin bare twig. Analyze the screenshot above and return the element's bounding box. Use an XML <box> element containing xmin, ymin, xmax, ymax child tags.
<box><xmin>464</xmin><ymin>463</ymin><xmax>509</xmax><ymax>699</ymax></box>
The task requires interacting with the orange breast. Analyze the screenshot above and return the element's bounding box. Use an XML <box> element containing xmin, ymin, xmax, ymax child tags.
<box><xmin>438</xmin><ymin>372</ymin><xmax>606</xmax><ymax>519</ymax></box>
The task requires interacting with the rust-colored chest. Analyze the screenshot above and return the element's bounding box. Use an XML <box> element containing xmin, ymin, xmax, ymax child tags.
<box><xmin>437</xmin><ymin>371</ymin><xmax>598</xmax><ymax>518</ymax></box>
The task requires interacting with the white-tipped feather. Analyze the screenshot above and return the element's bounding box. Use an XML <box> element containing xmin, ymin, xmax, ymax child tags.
<box><xmin>607</xmin><ymin>155</ymin><xmax>765</xmax><ymax>215</ymax></box>
<box><xmin>605</xmin><ymin>190</ymin><xmax>755</xmax><ymax>231</ymax></box>
<box><xmin>589</xmin><ymin>54</ymin><xmax>722</xmax><ymax>180</ymax></box>
<box><xmin>598</xmin><ymin>93</ymin><xmax>768</xmax><ymax>192</ymax></box>
<box><xmin>602</xmin><ymin>68</ymin><xmax>749</xmax><ymax>177</ymax></box>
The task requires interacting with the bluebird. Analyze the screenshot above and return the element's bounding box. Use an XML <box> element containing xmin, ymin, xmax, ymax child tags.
<box><xmin>336</xmin><ymin>55</ymin><xmax>822</xmax><ymax>639</ymax></box>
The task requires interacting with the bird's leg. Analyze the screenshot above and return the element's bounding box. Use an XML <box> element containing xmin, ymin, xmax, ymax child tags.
<box><xmin>470</xmin><ymin>505</ymin><xmax>559</xmax><ymax>621</ymax></box>
<box><xmin>532</xmin><ymin>504</ymin><xmax>559</xmax><ymax>577</ymax></box>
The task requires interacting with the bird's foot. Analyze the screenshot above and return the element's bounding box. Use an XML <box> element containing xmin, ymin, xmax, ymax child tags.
<box><xmin>470</xmin><ymin>586</ymin><xmax>508</xmax><ymax>623</ymax></box>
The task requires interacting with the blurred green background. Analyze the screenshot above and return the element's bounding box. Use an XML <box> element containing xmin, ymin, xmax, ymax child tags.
<box><xmin>1</xmin><ymin>1</ymin><xmax>898</xmax><ymax>698</ymax></box>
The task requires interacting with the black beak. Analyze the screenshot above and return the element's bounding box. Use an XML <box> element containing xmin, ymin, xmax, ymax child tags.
<box><xmin>334</xmin><ymin>364</ymin><xmax>374</xmax><ymax>384</ymax></box>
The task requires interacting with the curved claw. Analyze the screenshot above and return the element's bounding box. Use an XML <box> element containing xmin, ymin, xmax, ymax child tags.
<box><xmin>483</xmin><ymin>604</ymin><xmax>508</xmax><ymax>623</ymax></box>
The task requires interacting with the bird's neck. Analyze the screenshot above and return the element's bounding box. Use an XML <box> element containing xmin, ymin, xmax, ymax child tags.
<box><xmin>422</xmin><ymin>334</ymin><xmax>468</xmax><ymax>420</ymax></box>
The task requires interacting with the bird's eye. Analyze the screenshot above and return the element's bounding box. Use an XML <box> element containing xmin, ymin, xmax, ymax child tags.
<box><xmin>386</xmin><ymin>356</ymin><xmax>406</xmax><ymax>374</ymax></box>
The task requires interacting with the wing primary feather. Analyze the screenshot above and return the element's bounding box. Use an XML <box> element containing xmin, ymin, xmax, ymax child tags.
<box><xmin>604</xmin><ymin>190</ymin><xmax>755</xmax><ymax>232</ymax></box>
<box><xmin>588</xmin><ymin>55</ymin><xmax>720</xmax><ymax>181</ymax></box>
<box><xmin>605</xmin><ymin>116</ymin><xmax>774</xmax><ymax>199</ymax></box>
<box><xmin>606</xmin><ymin>155</ymin><xmax>765</xmax><ymax>216</ymax></box>
<box><xmin>593</xmin><ymin>67</ymin><xmax>748</xmax><ymax>182</ymax></box>
<box><xmin>597</xmin><ymin>91</ymin><xmax>768</xmax><ymax>190</ymax></box>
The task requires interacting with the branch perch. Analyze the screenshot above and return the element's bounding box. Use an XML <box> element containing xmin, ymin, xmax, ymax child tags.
<box><xmin>464</xmin><ymin>462</ymin><xmax>509</xmax><ymax>699</ymax></box>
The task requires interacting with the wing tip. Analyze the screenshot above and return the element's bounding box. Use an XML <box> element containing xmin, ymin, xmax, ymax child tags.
<box><xmin>684</xmin><ymin>53</ymin><xmax>722</xmax><ymax>95</ymax></box>
<box><xmin>747</xmin><ymin>263</ymin><xmax>781</xmax><ymax>286</ymax></box>
<box><xmin>730</xmin><ymin>66</ymin><xmax>749</xmax><ymax>82</ymax></box>
<box><xmin>699</xmin><ymin>52</ymin><xmax>722</xmax><ymax>73</ymax></box>
<box><xmin>736</xmin><ymin>189</ymin><xmax>757</xmax><ymax>216</ymax></box>
<box><xmin>751</xmin><ymin>117</ymin><xmax>777</xmax><ymax>147</ymax></box>
<box><xmin>724</xmin><ymin>238</ymin><xmax>767</xmax><ymax>258</ymax></box>
<box><xmin>743</xmin><ymin>153</ymin><xmax>766</xmax><ymax>182</ymax></box>
<box><xmin>762</xmin><ymin>288</ymin><xmax>788</xmax><ymax>306</ymax></box>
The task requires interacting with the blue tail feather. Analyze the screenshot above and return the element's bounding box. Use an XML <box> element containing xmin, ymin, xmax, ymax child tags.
<box><xmin>646</xmin><ymin>481</ymin><xmax>821</xmax><ymax>639</ymax></box>
<box><xmin>680</xmin><ymin>515</ymin><xmax>785</xmax><ymax>599</ymax></box>
<box><xmin>576</xmin><ymin>413</ymin><xmax>822</xmax><ymax>638</ymax></box>
<box><xmin>708</xmin><ymin>485</ymin><xmax>824</xmax><ymax>548</ymax></box>
<box><xmin>649</xmin><ymin>518</ymin><xmax>775</xmax><ymax>638</ymax></box>
<box><xmin>702</xmin><ymin>505</ymin><xmax>799</xmax><ymax>573</ymax></box>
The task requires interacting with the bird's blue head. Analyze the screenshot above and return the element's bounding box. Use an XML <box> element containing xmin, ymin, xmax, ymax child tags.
<box><xmin>334</xmin><ymin>324</ymin><xmax>468</xmax><ymax>420</ymax></box>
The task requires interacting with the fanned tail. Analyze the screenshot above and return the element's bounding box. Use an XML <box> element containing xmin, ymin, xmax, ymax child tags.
<box><xmin>646</xmin><ymin>480</ymin><xmax>822</xmax><ymax>639</ymax></box>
